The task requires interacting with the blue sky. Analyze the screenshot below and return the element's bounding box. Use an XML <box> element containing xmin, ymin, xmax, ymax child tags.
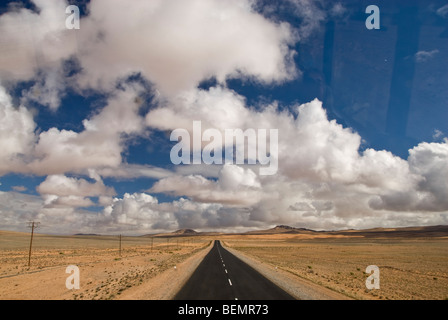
<box><xmin>0</xmin><ymin>0</ymin><xmax>447</xmax><ymax>234</ymax></box>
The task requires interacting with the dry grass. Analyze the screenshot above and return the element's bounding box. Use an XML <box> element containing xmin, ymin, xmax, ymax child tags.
<box><xmin>0</xmin><ymin>231</ymin><xmax>210</xmax><ymax>300</ymax></box>
<box><xmin>223</xmin><ymin>235</ymin><xmax>448</xmax><ymax>300</ymax></box>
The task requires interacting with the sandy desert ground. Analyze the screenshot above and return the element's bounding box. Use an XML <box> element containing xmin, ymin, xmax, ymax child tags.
<box><xmin>0</xmin><ymin>230</ymin><xmax>211</xmax><ymax>300</ymax></box>
<box><xmin>1</xmin><ymin>228</ymin><xmax>447</xmax><ymax>300</ymax></box>
<box><xmin>222</xmin><ymin>234</ymin><xmax>448</xmax><ymax>300</ymax></box>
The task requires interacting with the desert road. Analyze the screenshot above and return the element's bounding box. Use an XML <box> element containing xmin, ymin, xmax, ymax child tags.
<box><xmin>174</xmin><ymin>240</ymin><xmax>295</xmax><ymax>300</ymax></box>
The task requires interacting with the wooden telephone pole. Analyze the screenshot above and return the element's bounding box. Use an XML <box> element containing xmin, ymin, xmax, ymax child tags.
<box><xmin>27</xmin><ymin>221</ymin><xmax>40</xmax><ymax>267</ymax></box>
<box><xmin>119</xmin><ymin>234</ymin><xmax>122</xmax><ymax>257</ymax></box>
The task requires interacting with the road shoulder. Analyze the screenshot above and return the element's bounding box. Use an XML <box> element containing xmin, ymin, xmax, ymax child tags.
<box><xmin>119</xmin><ymin>241</ymin><xmax>214</xmax><ymax>300</ymax></box>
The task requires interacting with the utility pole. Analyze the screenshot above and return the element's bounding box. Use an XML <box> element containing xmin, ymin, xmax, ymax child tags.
<box><xmin>119</xmin><ymin>234</ymin><xmax>122</xmax><ymax>257</ymax></box>
<box><xmin>27</xmin><ymin>221</ymin><xmax>40</xmax><ymax>267</ymax></box>
<box><xmin>150</xmin><ymin>237</ymin><xmax>153</xmax><ymax>253</ymax></box>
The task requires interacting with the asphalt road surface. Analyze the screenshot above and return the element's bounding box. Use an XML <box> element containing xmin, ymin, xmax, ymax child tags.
<box><xmin>174</xmin><ymin>240</ymin><xmax>295</xmax><ymax>300</ymax></box>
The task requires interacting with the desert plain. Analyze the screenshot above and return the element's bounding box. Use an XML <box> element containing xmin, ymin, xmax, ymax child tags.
<box><xmin>0</xmin><ymin>231</ymin><xmax>212</xmax><ymax>300</ymax></box>
<box><xmin>0</xmin><ymin>225</ymin><xmax>447</xmax><ymax>300</ymax></box>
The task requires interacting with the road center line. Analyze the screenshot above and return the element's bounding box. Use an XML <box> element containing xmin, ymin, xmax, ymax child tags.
<box><xmin>228</xmin><ymin>279</ymin><xmax>232</xmax><ymax>286</ymax></box>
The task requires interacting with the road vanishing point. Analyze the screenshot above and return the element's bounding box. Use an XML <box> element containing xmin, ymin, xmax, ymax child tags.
<box><xmin>174</xmin><ymin>240</ymin><xmax>295</xmax><ymax>300</ymax></box>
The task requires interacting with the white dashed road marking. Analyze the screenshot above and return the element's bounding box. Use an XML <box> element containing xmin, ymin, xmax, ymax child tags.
<box><xmin>218</xmin><ymin>242</ymin><xmax>237</xmax><ymax>299</ymax></box>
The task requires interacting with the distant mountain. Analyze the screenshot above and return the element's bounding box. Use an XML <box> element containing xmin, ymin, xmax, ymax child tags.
<box><xmin>273</xmin><ymin>225</ymin><xmax>296</xmax><ymax>231</ymax></box>
<box><xmin>2</xmin><ymin>223</ymin><xmax>445</xmax><ymax>239</ymax></box>
<box><xmin>172</xmin><ymin>229</ymin><xmax>198</xmax><ymax>235</ymax></box>
<box><xmin>331</xmin><ymin>225</ymin><xmax>448</xmax><ymax>238</ymax></box>
<box><xmin>139</xmin><ymin>224</ymin><xmax>448</xmax><ymax>238</ymax></box>
<box><xmin>245</xmin><ymin>225</ymin><xmax>317</xmax><ymax>235</ymax></box>
<box><xmin>242</xmin><ymin>224</ymin><xmax>448</xmax><ymax>238</ymax></box>
<box><xmin>141</xmin><ymin>228</ymin><xmax>222</xmax><ymax>237</ymax></box>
